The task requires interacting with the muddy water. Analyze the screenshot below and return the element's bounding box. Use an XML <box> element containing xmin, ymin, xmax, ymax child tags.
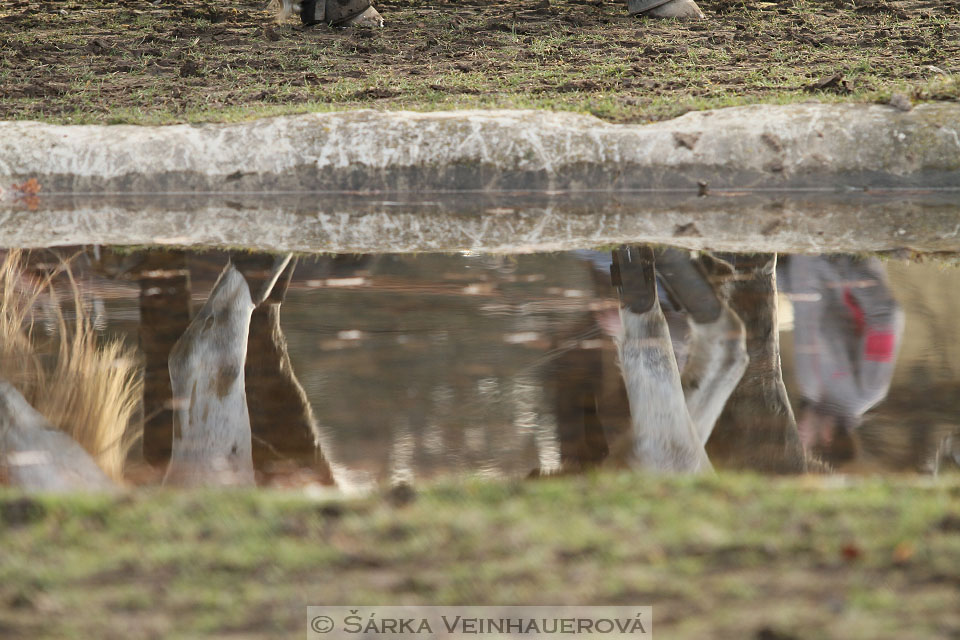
<box><xmin>2</xmin><ymin>246</ymin><xmax>959</xmax><ymax>489</ymax></box>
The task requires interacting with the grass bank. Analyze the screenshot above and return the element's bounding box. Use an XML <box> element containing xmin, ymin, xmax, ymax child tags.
<box><xmin>1</xmin><ymin>472</ymin><xmax>958</xmax><ymax>639</ymax></box>
<box><xmin>1</xmin><ymin>0</ymin><xmax>958</xmax><ymax>125</ymax></box>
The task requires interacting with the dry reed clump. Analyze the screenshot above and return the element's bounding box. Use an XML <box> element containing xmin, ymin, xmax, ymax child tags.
<box><xmin>0</xmin><ymin>250</ymin><xmax>142</xmax><ymax>481</ymax></box>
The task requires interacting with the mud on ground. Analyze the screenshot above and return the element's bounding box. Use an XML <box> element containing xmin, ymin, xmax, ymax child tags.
<box><xmin>1</xmin><ymin>0</ymin><xmax>958</xmax><ymax>124</ymax></box>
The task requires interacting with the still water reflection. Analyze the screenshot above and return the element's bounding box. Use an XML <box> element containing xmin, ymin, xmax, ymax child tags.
<box><xmin>1</xmin><ymin>247</ymin><xmax>958</xmax><ymax>490</ymax></box>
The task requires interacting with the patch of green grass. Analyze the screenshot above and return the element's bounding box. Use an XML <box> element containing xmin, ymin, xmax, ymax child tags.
<box><xmin>1</xmin><ymin>473</ymin><xmax>958</xmax><ymax>638</ymax></box>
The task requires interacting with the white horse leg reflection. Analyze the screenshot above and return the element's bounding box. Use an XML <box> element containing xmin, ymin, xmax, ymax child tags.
<box><xmin>164</xmin><ymin>256</ymin><xmax>292</xmax><ymax>487</ymax></box>
<box><xmin>612</xmin><ymin>246</ymin><xmax>748</xmax><ymax>473</ymax></box>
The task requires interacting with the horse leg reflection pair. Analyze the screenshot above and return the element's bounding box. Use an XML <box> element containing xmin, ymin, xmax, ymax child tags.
<box><xmin>612</xmin><ymin>246</ymin><xmax>748</xmax><ymax>472</ymax></box>
<box><xmin>601</xmin><ymin>249</ymin><xmax>808</xmax><ymax>474</ymax></box>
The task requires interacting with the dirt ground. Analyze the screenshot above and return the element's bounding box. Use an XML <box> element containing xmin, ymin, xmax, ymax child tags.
<box><xmin>1</xmin><ymin>0</ymin><xmax>958</xmax><ymax>124</ymax></box>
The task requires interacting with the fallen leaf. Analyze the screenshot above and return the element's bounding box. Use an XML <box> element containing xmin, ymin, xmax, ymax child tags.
<box><xmin>892</xmin><ymin>541</ymin><xmax>915</xmax><ymax>564</ymax></box>
<box><xmin>841</xmin><ymin>542</ymin><xmax>861</xmax><ymax>561</ymax></box>
<box><xmin>11</xmin><ymin>178</ymin><xmax>41</xmax><ymax>210</ymax></box>
<box><xmin>12</xmin><ymin>178</ymin><xmax>41</xmax><ymax>196</ymax></box>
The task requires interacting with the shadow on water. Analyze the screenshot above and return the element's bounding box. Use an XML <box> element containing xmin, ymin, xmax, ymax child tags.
<box><xmin>1</xmin><ymin>244</ymin><xmax>958</xmax><ymax>490</ymax></box>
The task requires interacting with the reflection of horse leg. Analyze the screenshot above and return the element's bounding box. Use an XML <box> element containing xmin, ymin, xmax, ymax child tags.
<box><xmin>613</xmin><ymin>247</ymin><xmax>710</xmax><ymax>473</ymax></box>
<box><xmin>683</xmin><ymin>311</ymin><xmax>749</xmax><ymax>445</ymax></box>
<box><xmin>551</xmin><ymin>337</ymin><xmax>609</xmax><ymax>472</ymax></box>
<box><xmin>655</xmin><ymin>249</ymin><xmax>748</xmax><ymax>444</ymax></box>
<box><xmin>706</xmin><ymin>254</ymin><xmax>807</xmax><ymax>473</ymax></box>
<box><xmin>164</xmin><ymin>258</ymin><xmax>289</xmax><ymax>486</ymax></box>
<box><xmin>243</xmin><ymin>258</ymin><xmax>336</xmax><ymax>485</ymax></box>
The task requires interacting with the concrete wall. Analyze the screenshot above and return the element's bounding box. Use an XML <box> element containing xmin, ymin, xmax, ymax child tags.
<box><xmin>2</xmin><ymin>104</ymin><xmax>959</xmax><ymax>252</ymax></box>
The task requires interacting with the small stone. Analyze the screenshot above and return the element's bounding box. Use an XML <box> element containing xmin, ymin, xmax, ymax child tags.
<box><xmin>673</xmin><ymin>222</ymin><xmax>701</xmax><ymax>237</ymax></box>
<box><xmin>263</xmin><ymin>26</ymin><xmax>281</xmax><ymax>42</ymax></box>
<box><xmin>888</xmin><ymin>93</ymin><xmax>912</xmax><ymax>112</ymax></box>
<box><xmin>673</xmin><ymin>132</ymin><xmax>700</xmax><ymax>150</ymax></box>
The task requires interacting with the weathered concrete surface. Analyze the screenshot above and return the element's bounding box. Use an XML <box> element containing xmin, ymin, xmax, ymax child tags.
<box><xmin>1</xmin><ymin>104</ymin><xmax>959</xmax><ymax>252</ymax></box>
<box><xmin>1</xmin><ymin>104</ymin><xmax>959</xmax><ymax>193</ymax></box>
<box><xmin>0</xmin><ymin>192</ymin><xmax>959</xmax><ymax>253</ymax></box>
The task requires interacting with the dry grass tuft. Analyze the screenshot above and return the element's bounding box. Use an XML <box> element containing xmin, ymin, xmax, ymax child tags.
<box><xmin>0</xmin><ymin>250</ymin><xmax>142</xmax><ymax>481</ymax></box>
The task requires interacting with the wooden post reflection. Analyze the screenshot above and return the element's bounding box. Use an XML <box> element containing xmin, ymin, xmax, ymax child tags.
<box><xmin>138</xmin><ymin>250</ymin><xmax>191</xmax><ymax>468</ymax></box>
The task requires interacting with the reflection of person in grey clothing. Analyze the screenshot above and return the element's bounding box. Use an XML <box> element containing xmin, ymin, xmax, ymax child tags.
<box><xmin>780</xmin><ymin>255</ymin><xmax>905</xmax><ymax>464</ymax></box>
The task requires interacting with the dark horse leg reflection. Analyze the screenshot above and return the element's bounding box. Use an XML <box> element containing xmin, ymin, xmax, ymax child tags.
<box><xmin>239</xmin><ymin>255</ymin><xmax>335</xmax><ymax>486</ymax></box>
<box><xmin>705</xmin><ymin>254</ymin><xmax>807</xmax><ymax>474</ymax></box>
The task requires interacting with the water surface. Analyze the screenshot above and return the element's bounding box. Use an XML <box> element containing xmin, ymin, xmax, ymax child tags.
<box><xmin>2</xmin><ymin>245</ymin><xmax>957</xmax><ymax>490</ymax></box>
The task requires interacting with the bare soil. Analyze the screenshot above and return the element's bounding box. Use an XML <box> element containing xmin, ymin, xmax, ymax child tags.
<box><xmin>1</xmin><ymin>0</ymin><xmax>958</xmax><ymax>124</ymax></box>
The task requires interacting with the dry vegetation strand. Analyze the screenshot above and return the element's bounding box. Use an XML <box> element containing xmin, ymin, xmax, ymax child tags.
<box><xmin>0</xmin><ymin>250</ymin><xmax>142</xmax><ymax>481</ymax></box>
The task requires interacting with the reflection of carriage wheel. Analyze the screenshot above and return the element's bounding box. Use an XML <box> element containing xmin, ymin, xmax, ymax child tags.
<box><xmin>551</xmin><ymin>336</ymin><xmax>609</xmax><ymax>471</ymax></box>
